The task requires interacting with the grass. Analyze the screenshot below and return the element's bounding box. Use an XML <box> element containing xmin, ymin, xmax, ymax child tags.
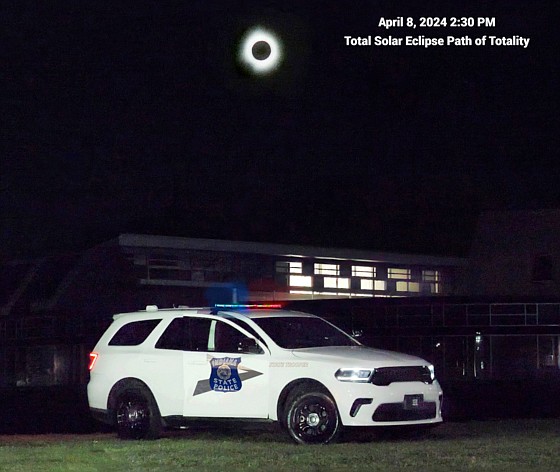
<box><xmin>1</xmin><ymin>420</ymin><xmax>560</xmax><ymax>472</ymax></box>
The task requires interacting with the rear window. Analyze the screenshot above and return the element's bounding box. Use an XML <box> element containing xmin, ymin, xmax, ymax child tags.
<box><xmin>109</xmin><ymin>319</ymin><xmax>161</xmax><ymax>346</ymax></box>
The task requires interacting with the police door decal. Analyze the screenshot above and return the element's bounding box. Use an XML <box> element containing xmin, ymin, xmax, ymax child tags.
<box><xmin>210</xmin><ymin>357</ymin><xmax>242</xmax><ymax>392</ymax></box>
<box><xmin>192</xmin><ymin>356</ymin><xmax>263</xmax><ymax>396</ymax></box>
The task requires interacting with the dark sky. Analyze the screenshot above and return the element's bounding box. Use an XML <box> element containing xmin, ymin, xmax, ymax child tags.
<box><xmin>2</xmin><ymin>1</ymin><xmax>559</xmax><ymax>259</ymax></box>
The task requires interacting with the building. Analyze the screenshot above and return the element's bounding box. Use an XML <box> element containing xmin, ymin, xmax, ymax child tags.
<box><xmin>0</xmin><ymin>233</ymin><xmax>463</xmax><ymax>390</ymax></box>
<box><xmin>459</xmin><ymin>209</ymin><xmax>560</xmax><ymax>297</ymax></box>
<box><xmin>119</xmin><ymin>233</ymin><xmax>465</xmax><ymax>302</ymax></box>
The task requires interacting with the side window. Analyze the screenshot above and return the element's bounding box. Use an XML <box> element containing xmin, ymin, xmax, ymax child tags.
<box><xmin>109</xmin><ymin>319</ymin><xmax>161</xmax><ymax>346</ymax></box>
<box><xmin>189</xmin><ymin>318</ymin><xmax>213</xmax><ymax>351</ymax></box>
<box><xmin>223</xmin><ymin>317</ymin><xmax>269</xmax><ymax>350</ymax></box>
<box><xmin>154</xmin><ymin>317</ymin><xmax>263</xmax><ymax>353</ymax></box>
<box><xmin>214</xmin><ymin>320</ymin><xmax>263</xmax><ymax>354</ymax></box>
<box><xmin>155</xmin><ymin>318</ymin><xmax>188</xmax><ymax>351</ymax></box>
<box><xmin>155</xmin><ymin>317</ymin><xmax>213</xmax><ymax>352</ymax></box>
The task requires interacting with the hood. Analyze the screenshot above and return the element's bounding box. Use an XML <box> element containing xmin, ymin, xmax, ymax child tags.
<box><xmin>290</xmin><ymin>346</ymin><xmax>429</xmax><ymax>367</ymax></box>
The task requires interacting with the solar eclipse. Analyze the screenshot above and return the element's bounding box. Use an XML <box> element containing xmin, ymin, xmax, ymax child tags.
<box><xmin>238</xmin><ymin>26</ymin><xmax>283</xmax><ymax>75</ymax></box>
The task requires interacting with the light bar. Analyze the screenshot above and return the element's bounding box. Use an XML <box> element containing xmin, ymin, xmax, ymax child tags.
<box><xmin>215</xmin><ymin>303</ymin><xmax>283</xmax><ymax>309</ymax></box>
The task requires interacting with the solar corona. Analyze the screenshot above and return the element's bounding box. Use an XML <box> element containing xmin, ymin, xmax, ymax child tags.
<box><xmin>238</xmin><ymin>26</ymin><xmax>282</xmax><ymax>75</ymax></box>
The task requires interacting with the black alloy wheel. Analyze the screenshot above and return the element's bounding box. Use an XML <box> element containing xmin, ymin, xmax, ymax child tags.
<box><xmin>115</xmin><ymin>389</ymin><xmax>161</xmax><ymax>440</ymax></box>
<box><xmin>286</xmin><ymin>391</ymin><xmax>341</xmax><ymax>444</ymax></box>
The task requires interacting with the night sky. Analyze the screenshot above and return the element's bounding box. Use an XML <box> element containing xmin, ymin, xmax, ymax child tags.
<box><xmin>2</xmin><ymin>1</ymin><xmax>559</xmax><ymax>260</ymax></box>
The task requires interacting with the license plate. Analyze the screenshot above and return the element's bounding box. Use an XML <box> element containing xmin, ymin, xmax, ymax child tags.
<box><xmin>404</xmin><ymin>394</ymin><xmax>424</xmax><ymax>410</ymax></box>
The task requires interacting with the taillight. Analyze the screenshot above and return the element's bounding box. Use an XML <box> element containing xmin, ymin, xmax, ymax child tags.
<box><xmin>88</xmin><ymin>352</ymin><xmax>99</xmax><ymax>371</ymax></box>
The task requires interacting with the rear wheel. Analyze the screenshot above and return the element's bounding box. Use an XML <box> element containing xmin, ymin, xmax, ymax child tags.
<box><xmin>115</xmin><ymin>387</ymin><xmax>162</xmax><ymax>440</ymax></box>
<box><xmin>285</xmin><ymin>390</ymin><xmax>341</xmax><ymax>444</ymax></box>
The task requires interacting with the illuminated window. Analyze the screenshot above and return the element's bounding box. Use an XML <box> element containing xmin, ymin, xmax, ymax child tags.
<box><xmin>324</xmin><ymin>277</ymin><xmax>350</xmax><ymax>289</ymax></box>
<box><xmin>422</xmin><ymin>270</ymin><xmax>441</xmax><ymax>294</ymax></box>
<box><xmin>360</xmin><ymin>279</ymin><xmax>373</xmax><ymax>290</ymax></box>
<box><xmin>289</xmin><ymin>275</ymin><xmax>312</xmax><ymax>287</ymax></box>
<box><xmin>422</xmin><ymin>270</ymin><xmax>440</xmax><ymax>282</ymax></box>
<box><xmin>360</xmin><ymin>279</ymin><xmax>387</xmax><ymax>291</ymax></box>
<box><xmin>396</xmin><ymin>281</ymin><xmax>420</xmax><ymax>292</ymax></box>
<box><xmin>352</xmin><ymin>266</ymin><xmax>375</xmax><ymax>278</ymax></box>
<box><xmin>374</xmin><ymin>280</ymin><xmax>387</xmax><ymax>291</ymax></box>
<box><xmin>289</xmin><ymin>290</ymin><xmax>376</xmax><ymax>299</ymax></box>
<box><xmin>277</xmin><ymin>261</ymin><xmax>303</xmax><ymax>274</ymax></box>
<box><xmin>314</xmin><ymin>263</ymin><xmax>339</xmax><ymax>275</ymax></box>
<box><xmin>388</xmin><ymin>268</ymin><xmax>410</xmax><ymax>279</ymax></box>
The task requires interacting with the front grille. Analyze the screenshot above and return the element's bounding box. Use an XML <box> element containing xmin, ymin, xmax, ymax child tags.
<box><xmin>373</xmin><ymin>402</ymin><xmax>437</xmax><ymax>422</ymax></box>
<box><xmin>370</xmin><ymin>366</ymin><xmax>432</xmax><ymax>386</ymax></box>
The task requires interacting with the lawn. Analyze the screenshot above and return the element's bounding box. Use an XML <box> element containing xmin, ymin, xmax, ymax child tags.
<box><xmin>1</xmin><ymin>420</ymin><xmax>560</xmax><ymax>472</ymax></box>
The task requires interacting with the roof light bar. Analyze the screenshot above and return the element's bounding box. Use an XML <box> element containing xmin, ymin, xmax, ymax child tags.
<box><xmin>214</xmin><ymin>303</ymin><xmax>283</xmax><ymax>309</ymax></box>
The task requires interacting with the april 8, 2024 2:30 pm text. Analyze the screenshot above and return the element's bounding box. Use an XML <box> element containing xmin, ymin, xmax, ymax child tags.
<box><xmin>344</xmin><ymin>16</ymin><xmax>530</xmax><ymax>48</ymax></box>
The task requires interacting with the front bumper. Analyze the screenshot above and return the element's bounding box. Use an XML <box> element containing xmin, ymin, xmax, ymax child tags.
<box><xmin>335</xmin><ymin>380</ymin><xmax>443</xmax><ymax>427</ymax></box>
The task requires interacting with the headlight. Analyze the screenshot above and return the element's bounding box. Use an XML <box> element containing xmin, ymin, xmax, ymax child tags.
<box><xmin>335</xmin><ymin>368</ymin><xmax>372</xmax><ymax>382</ymax></box>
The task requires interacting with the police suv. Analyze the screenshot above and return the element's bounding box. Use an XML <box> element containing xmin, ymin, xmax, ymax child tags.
<box><xmin>87</xmin><ymin>304</ymin><xmax>443</xmax><ymax>444</ymax></box>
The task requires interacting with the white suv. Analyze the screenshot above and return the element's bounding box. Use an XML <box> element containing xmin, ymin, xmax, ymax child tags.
<box><xmin>87</xmin><ymin>304</ymin><xmax>443</xmax><ymax>444</ymax></box>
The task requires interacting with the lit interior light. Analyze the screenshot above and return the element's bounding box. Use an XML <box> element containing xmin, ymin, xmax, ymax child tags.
<box><xmin>238</xmin><ymin>26</ymin><xmax>283</xmax><ymax>75</ymax></box>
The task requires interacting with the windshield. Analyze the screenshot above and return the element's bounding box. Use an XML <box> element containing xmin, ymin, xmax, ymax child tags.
<box><xmin>253</xmin><ymin>316</ymin><xmax>359</xmax><ymax>349</ymax></box>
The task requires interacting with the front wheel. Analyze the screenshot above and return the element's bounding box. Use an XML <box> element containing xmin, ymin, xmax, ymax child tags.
<box><xmin>285</xmin><ymin>390</ymin><xmax>341</xmax><ymax>444</ymax></box>
<box><xmin>115</xmin><ymin>388</ymin><xmax>162</xmax><ymax>440</ymax></box>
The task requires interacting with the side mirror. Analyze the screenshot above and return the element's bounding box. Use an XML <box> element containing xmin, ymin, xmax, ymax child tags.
<box><xmin>352</xmin><ymin>329</ymin><xmax>364</xmax><ymax>339</ymax></box>
<box><xmin>240</xmin><ymin>338</ymin><xmax>264</xmax><ymax>354</ymax></box>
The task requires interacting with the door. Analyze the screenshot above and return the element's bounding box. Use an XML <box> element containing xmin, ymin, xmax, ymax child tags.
<box><xmin>182</xmin><ymin>317</ymin><xmax>270</xmax><ymax>418</ymax></box>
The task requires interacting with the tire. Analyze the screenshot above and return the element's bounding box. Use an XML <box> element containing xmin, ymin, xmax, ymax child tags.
<box><xmin>285</xmin><ymin>389</ymin><xmax>341</xmax><ymax>444</ymax></box>
<box><xmin>115</xmin><ymin>387</ymin><xmax>162</xmax><ymax>440</ymax></box>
